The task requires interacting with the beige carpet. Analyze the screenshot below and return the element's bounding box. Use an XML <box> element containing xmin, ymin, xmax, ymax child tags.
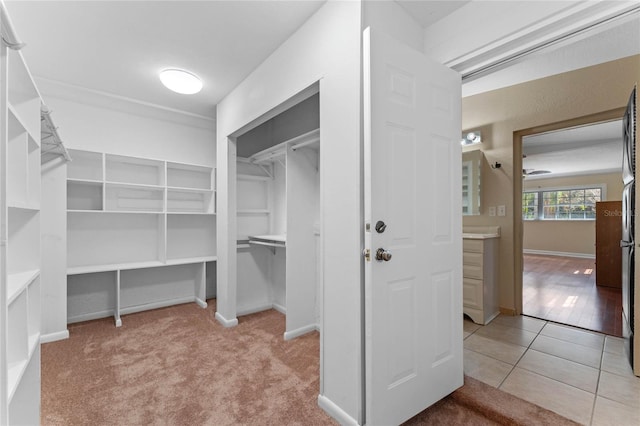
<box><xmin>42</xmin><ymin>300</ymin><xmax>578</xmax><ymax>425</ymax></box>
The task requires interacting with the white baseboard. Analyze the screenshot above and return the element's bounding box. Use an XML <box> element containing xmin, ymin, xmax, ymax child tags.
<box><xmin>119</xmin><ymin>296</ymin><xmax>196</xmax><ymax>316</ymax></box>
<box><xmin>68</xmin><ymin>309</ymin><xmax>115</xmax><ymax>324</ymax></box>
<box><xmin>195</xmin><ymin>298</ymin><xmax>208</xmax><ymax>309</ymax></box>
<box><xmin>215</xmin><ymin>311</ymin><xmax>239</xmax><ymax>327</ymax></box>
<box><xmin>524</xmin><ymin>249</ymin><xmax>595</xmax><ymax>259</ymax></box>
<box><xmin>272</xmin><ymin>302</ymin><xmax>286</xmax><ymax>315</ymax></box>
<box><xmin>40</xmin><ymin>330</ymin><xmax>70</xmax><ymax>343</ymax></box>
<box><xmin>236</xmin><ymin>302</ymin><xmax>273</xmax><ymax>317</ymax></box>
<box><xmin>284</xmin><ymin>323</ymin><xmax>317</xmax><ymax>341</ymax></box>
<box><xmin>317</xmin><ymin>394</ymin><xmax>359</xmax><ymax>426</ymax></box>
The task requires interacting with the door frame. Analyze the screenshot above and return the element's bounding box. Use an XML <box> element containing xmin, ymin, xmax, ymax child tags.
<box><xmin>513</xmin><ymin>107</ymin><xmax>627</xmax><ymax>315</ymax></box>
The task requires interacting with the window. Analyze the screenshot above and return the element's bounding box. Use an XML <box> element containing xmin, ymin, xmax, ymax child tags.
<box><xmin>523</xmin><ymin>187</ymin><xmax>603</xmax><ymax>220</ymax></box>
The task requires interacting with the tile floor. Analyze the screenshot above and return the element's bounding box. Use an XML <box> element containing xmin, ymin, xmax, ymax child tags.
<box><xmin>464</xmin><ymin>315</ymin><xmax>640</xmax><ymax>425</ymax></box>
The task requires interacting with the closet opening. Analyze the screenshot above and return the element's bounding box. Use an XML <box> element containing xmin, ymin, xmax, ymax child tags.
<box><xmin>230</xmin><ymin>88</ymin><xmax>321</xmax><ymax>341</ymax></box>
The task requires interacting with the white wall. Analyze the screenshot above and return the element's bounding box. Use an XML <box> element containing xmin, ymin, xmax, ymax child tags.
<box><xmin>216</xmin><ymin>1</ymin><xmax>362</xmax><ymax>422</ymax></box>
<box><xmin>35</xmin><ymin>79</ymin><xmax>215</xmax><ymax>165</ymax></box>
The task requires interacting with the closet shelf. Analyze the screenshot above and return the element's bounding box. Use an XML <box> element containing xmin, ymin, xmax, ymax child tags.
<box><xmin>7</xmin><ymin>270</ymin><xmax>40</xmax><ymax>305</ymax></box>
<box><xmin>248</xmin><ymin>128</ymin><xmax>319</xmax><ymax>165</ymax></box>
<box><xmin>167</xmin><ymin>186</ymin><xmax>214</xmax><ymax>193</ymax></box>
<box><xmin>67</xmin><ymin>209</ymin><xmax>164</xmax><ymax>214</ymax></box>
<box><xmin>238</xmin><ymin>209</ymin><xmax>270</xmax><ymax>215</ymax></box>
<box><xmin>248</xmin><ymin>234</ymin><xmax>287</xmax><ymax>248</ymax></box>
<box><xmin>7</xmin><ymin>204</ymin><xmax>40</xmax><ymax>212</ymax></box>
<box><xmin>67</xmin><ymin>256</ymin><xmax>218</xmax><ymax>275</ymax></box>
<box><xmin>165</xmin><ymin>256</ymin><xmax>217</xmax><ymax>266</ymax></box>
<box><xmin>105</xmin><ymin>181</ymin><xmax>165</xmax><ymax>190</ymax></box>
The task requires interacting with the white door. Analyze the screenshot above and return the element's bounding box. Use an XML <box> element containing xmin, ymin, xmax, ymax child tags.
<box><xmin>364</xmin><ymin>27</ymin><xmax>463</xmax><ymax>425</ymax></box>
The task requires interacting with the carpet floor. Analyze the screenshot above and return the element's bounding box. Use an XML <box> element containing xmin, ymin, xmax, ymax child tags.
<box><xmin>42</xmin><ymin>300</ymin><xmax>578</xmax><ymax>425</ymax></box>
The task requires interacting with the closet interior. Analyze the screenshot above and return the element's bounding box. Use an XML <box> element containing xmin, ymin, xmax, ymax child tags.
<box><xmin>235</xmin><ymin>93</ymin><xmax>321</xmax><ymax>340</ymax></box>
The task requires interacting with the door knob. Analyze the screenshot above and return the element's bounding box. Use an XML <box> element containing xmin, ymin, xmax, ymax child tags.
<box><xmin>376</xmin><ymin>248</ymin><xmax>392</xmax><ymax>261</ymax></box>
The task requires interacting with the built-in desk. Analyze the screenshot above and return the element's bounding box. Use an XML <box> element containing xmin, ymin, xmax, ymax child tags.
<box><xmin>463</xmin><ymin>227</ymin><xmax>500</xmax><ymax>325</ymax></box>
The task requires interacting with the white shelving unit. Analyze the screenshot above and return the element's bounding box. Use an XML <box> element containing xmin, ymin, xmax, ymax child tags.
<box><xmin>1</xmin><ymin>28</ymin><xmax>42</xmax><ymax>425</ymax></box>
<box><xmin>66</xmin><ymin>149</ymin><xmax>216</xmax><ymax>327</ymax></box>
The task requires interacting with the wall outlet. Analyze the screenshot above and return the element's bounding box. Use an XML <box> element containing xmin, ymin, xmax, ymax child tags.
<box><xmin>498</xmin><ymin>205</ymin><xmax>506</xmax><ymax>216</ymax></box>
<box><xmin>488</xmin><ymin>206</ymin><xmax>496</xmax><ymax>217</ymax></box>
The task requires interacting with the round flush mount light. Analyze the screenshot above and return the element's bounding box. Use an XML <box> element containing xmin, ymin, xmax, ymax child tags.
<box><xmin>159</xmin><ymin>68</ymin><xmax>202</xmax><ymax>95</ymax></box>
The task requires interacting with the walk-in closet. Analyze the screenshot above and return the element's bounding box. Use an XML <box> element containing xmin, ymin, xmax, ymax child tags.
<box><xmin>235</xmin><ymin>93</ymin><xmax>321</xmax><ymax>339</ymax></box>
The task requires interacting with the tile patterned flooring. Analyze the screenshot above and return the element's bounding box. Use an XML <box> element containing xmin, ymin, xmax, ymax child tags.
<box><xmin>464</xmin><ymin>315</ymin><xmax>640</xmax><ymax>425</ymax></box>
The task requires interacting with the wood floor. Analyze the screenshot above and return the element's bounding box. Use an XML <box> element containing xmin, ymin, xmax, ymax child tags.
<box><xmin>523</xmin><ymin>254</ymin><xmax>623</xmax><ymax>337</ymax></box>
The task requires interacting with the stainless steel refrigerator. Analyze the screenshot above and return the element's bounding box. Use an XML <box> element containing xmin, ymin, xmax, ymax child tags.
<box><xmin>622</xmin><ymin>86</ymin><xmax>636</xmax><ymax>367</ymax></box>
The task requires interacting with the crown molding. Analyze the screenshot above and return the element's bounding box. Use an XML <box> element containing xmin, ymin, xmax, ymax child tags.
<box><xmin>34</xmin><ymin>77</ymin><xmax>215</xmax><ymax>131</ymax></box>
<box><xmin>424</xmin><ymin>1</ymin><xmax>640</xmax><ymax>79</ymax></box>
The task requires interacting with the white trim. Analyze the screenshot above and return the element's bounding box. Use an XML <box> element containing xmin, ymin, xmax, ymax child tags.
<box><xmin>40</xmin><ymin>330</ymin><xmax>69</xmax><ymax>343</ymax></box>
<box><xmin>214</xmin><ymin>311</ymin><xmax>238</xmax><ymax>328</ymax></box>
<box><xmin>524</xmin><ymin>249</ymin><xmax>595</xmax><ymax>259</ymax></box>
<box><xmin>67</xmin><ymin>309</ymin><xmax>115</xmax><ymax>324</ymax></box>
<box><xmin>272</xmin><ymin>302</ymin><xmax>286</xmax><ymax>315</ymax></box>
<box><xmin>283</xmin><ymin>324</ymin><xmax>317</xmax><ymax>341</ymax></box>
<box><xmin>119</xmin><ymin>296</ymin><xmax>195</xmax><ymax>316</ymax></box>
<box><xmin>236</xmin><ymin>302</ymin><xmax>273</xmax><ymax>317</ymax></box>
<box><xmin>317</xmin><ymin>394</ymin><xmax>360</xmax><ymax>426</ymax></box>
<box><xmin>34</xmin><ymin>77</ymin><xmax>215</xmax><ymax>130</ymax></box>
<box><xmin>524</xmin><ymin>168</ymin><xmax>621</xmax><ymax>181</ymax></box>
<box><xmin>195</xmin><ymin>298</ymin><xmax>208</xmax><ymax>309</ymax></box>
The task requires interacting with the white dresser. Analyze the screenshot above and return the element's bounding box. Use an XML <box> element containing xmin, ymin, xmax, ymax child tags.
<box><xmin>463</xmin><ymin>228</ymin><xmax>500</xmax><ymax>325</ymax></box>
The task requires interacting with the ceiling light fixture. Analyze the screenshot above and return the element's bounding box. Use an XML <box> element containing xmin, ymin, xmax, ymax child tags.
<box><xmin>159</xmin><ymin>68</ymin><xmax>202</xmax><ymax>95</ymax></box>
<box><xmin>461</xmin><ymin>130</ymin><xmax>482</xmax><ymax>146</ymax></box>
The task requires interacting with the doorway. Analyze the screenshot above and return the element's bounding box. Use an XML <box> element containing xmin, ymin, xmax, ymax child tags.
<box><xmin>516</xmin><ymin>112</ymin><xmax>626</xmax><ymax>336</ymax></box>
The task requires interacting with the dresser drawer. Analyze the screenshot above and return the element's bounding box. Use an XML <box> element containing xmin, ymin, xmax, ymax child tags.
<box><xmin>463</xmin><ymin>239</ymin><xmax>483</xmax><ymax>253</ymax></box>
<box><xmin>463</xmin><ymin>278</ymin><xmax>483</xmax><ymax>310</ymax></box>
<box><xmin>463</xmin><ymin>264</ymin><xmax>483</xmax><ymax>279</ymax></box>
<box><xmin>463</xmin><ymin>251</ymin><xmax>483</xmax><ymax>267</ymax></box>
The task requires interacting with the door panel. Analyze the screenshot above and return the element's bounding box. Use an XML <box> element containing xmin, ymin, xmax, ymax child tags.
<box><xmin>364</xmin><ymin>27</ymin><xmax>463</xmax><ymax>425</ymax></box>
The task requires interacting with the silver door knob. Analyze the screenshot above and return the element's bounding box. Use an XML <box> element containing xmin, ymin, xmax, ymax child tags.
<box><xmin>376</xmin><ymin>248</ymin><xmax>392</xmax><ymax>261</ymax></box>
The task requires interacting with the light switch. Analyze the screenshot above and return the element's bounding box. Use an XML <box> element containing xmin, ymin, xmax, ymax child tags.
<box><xmin>498</xmin><ymin>205</ymin><xmax>506</xmax><ymax>216</ymax></box>
<box><xmin>488</xmin><ymin>206</ymin><xmax>496</xmax><ymax>217</ymax></box>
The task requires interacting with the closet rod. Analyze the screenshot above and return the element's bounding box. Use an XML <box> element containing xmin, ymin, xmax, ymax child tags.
<box><xmin>0</xmin><ymin>1</ymin><xmax>25</xmax><ymax>50</ymax></box>
<box><xmin>41</xmin><ymin>105</ymin><xmax>71</xmax><ymax>161</ymax></box>
<box><xmin>290</xmin><ymin>138</ymin><xmax>319</xmax><ymax>151</ymax></box>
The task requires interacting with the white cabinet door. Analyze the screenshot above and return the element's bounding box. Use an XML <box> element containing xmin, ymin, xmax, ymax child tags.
<box><xmin>363</xmin><ymin>27</ymin><xmax>463</xmax><ymax>425</ymax></box>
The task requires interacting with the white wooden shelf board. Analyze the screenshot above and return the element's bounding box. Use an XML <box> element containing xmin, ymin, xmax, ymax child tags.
<box><xmin>238</xmin><ymin>209</ymin><xmax>271</xmax><ymax>214</ymax></box>
<box><xmin>105</xmin><ymin>181</ymin><xmax>165</xmax><ymax>190</ymax></box>
<box><xmin>7</xmin><ymin>270</ymin><xmax>39</xmax><ymax>305</ymax></box>
<box><xmin>68</xmin><ymin>257</ymin><xmax>218</xmax><ymax>275</ymax></box>
<box><xmin>67</xmin><ymin>261</ymin><xmax>165</xmax><ymax>275</ymax></box>
<box><xmin>165</xmin><ymin>256</ymin><xmax>217</xmax><ymax>266</ymax></box>
<box><xmin>167</xmin><ymin>186</ymin><xmax>214</xmax><ymax>194</ymax></box>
